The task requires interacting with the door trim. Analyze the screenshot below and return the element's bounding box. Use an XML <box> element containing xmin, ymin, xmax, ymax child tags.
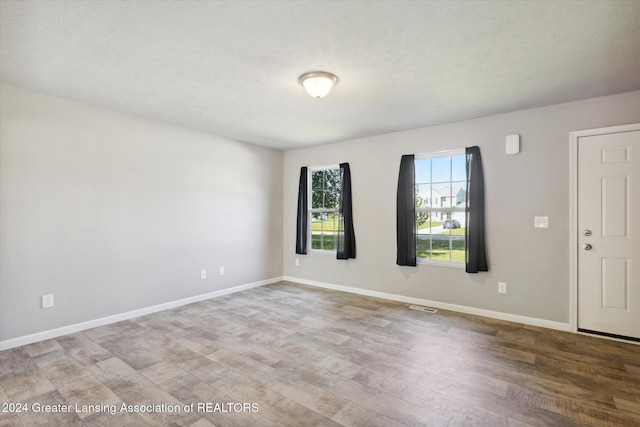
<box><xmin>569</xmin><ymin>123</ymin><xmax>640</xmax><ymax>335</ymax></box>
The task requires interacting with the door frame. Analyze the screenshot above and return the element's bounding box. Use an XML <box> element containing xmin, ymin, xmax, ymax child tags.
<box><xmin>569</xmin><ymin>123</ymin><xmax>640</xmax><ymax>335</ymax></box>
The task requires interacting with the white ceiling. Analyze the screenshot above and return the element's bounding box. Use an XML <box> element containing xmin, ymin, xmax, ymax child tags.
<box><xmin>1</xmin><ymin>1</ymin><xmax>639</xmax><ymax>150</ymax></box>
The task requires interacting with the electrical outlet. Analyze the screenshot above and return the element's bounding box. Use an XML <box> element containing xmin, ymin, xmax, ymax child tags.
<box><xmin>41</xmin><ymin>294</ymin><xmax>54</xmax><ymax>308</ymax></box>
<box><xmin>498</xmin><ymin>282</ymin><xmax>507</xmax><ymax>294</ymax></box>
<box><xmin>534</xmin><ymin>216</ymin><xmax>549</xmax><ymax>228</ymax></box>
<box><xmin>219</xmin><ymin>266</ymin><xmax>225</xmax><ymax>276</ymax></box>
<box><xmin>200</xmin><ymin>269</ymin><xmax>206</xmax><ymax>279</ymax></box>
<box><xmin>295</xmin><ymin>258</ymin><xmax>300</xmax><ymax>266</ymax></box>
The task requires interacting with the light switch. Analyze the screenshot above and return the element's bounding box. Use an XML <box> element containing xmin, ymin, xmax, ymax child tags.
<box><xmin>41</xmin><ymin>294</ymin><xmax>54</xmax><ymax>308</ymax></box>
<box><xmin>534</xmin><ymin>216</ymin><xmax>549</xmax><ymax>228</ymax></box>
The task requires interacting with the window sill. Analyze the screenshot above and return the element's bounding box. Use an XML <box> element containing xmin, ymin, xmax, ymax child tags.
<box><xmin>308</xmin><ymin>249</ymin><xmax>336</xmax><ymax>256</ymax></box>
<box><xmin>417</xmin><ymin>259</ymin><xmax>465</xmax><ymax>269</ymax></box>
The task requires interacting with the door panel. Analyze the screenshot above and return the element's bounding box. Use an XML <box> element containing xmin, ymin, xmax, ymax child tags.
<box><xmin>578</xmin><ymin>128</ymin><xmax>639</xmax><ymax>339</ymax></box>
<box><xmin>601</xmin><ymin>257</ymin><xmax>628</xmax><ymax>311</ymax></box>
<box><xmin>601</xmin><ymin>176</ymin><xmax>628</xmax><ymax>238</ymax></box>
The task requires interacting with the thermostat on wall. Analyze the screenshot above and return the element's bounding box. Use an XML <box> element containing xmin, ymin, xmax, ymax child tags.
<box><xmin>506</xmin><ymin>134</ymin><xmax>520</xmax><ymax>154</ymax></box>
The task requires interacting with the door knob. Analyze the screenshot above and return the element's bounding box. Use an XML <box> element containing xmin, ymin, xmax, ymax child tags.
<box><xmin>583</xmin><ymin>243</ymin><xmax>592</xmax><ymax>250</ymax></box>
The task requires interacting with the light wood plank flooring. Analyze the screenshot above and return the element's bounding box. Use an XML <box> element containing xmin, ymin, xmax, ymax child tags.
<box><xmin>1</xmin><ymin>281</ymin><xmax>639</xmax><ymax>426</ymax></box>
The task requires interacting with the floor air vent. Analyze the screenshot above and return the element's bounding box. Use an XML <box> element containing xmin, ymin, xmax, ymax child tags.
<box><xmin>409</xmin><ymin>305</ymin><xmax>438</xmax><ymax>313</ymax></box>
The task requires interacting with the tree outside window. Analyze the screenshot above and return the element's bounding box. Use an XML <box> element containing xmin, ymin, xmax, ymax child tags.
<box><xmin>310</xmin><ymin>167</ymin><xmax>341</xmax><ymax>251</ymax></box>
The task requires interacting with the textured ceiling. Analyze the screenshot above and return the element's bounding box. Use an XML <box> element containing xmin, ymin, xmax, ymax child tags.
<box><xmin>1</xmin><ymin>1</ymin><xmax>639</xmax><ymax>150</ymax></box>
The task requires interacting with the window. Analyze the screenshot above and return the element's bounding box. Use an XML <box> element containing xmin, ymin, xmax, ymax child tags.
<box><xmin>397</xmin><ymin>147</ymin><xmax>486</xmax><ymax>271</ymax></box>
<box><xmin>415</xmin><ymin>150</ymin><xmax>467</xmax><ymax>264</ymax></box>
<box><xmin>310</xmin><ymin>166</ymin><xmax>341</xmax><ymax>251</ymax></box>
<box><xmin>297</xmin><ymin>163</ymin><xmax>356</xmax><ymax>258</ymax></box>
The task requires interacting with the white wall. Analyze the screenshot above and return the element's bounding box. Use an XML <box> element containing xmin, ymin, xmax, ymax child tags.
<box><xmin>283</xmin><ymin>91</ymin><xmax>640</xmax><ymax>324</ymax></box>
<box><xmin>0</xmin><ymin>84</ymin><xmax>283</xmax><ymax>342</ymax></box>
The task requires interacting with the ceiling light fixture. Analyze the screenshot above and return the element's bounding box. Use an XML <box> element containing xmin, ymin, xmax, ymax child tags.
<box><xmin>299</xmin><ymin>71</ymin><xmax>338</xmax><ymax>99</ymax></box>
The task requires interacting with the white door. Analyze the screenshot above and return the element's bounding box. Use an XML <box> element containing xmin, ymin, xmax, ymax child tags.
<box><xmin>577</xmin><ymin>125</ymin><xmax>639</xmax><ymax>340</ymax></box>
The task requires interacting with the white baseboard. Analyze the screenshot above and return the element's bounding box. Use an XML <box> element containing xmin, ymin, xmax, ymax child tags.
<box><xmin>2</xmin><ymin>275</ymin><xmax>571</xmax><ymax>351</ymax></box>
<box><xmin>0</xmin><ymin>276</ymin><xmax>283</xmax><ymax>351</ymax></box>
<box><xmin>283</xmin><ymin>276</ymin><xmax>571</xmax><ymax>332</ymax></box>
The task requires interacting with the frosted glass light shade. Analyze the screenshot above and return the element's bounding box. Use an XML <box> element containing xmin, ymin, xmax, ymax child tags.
<box><xmin>299</xmin><ymin>72</ymin><xmax>338</xmax><ymax>99</ymax></box>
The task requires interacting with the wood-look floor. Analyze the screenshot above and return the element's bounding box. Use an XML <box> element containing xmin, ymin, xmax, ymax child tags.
<box><xmin>1</xmin><ymin>281</ymin><xmax>639</xmax><ymax>426</ymax></box>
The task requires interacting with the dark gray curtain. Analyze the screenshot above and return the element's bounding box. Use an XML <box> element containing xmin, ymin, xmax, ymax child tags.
<box><xmin>465</xmin><ymin>146</ymin><xmax>488</xmax><ymax>272</ymax></box>
<box><xmin>295</xmin><ymin>167</ymin><xmax>308</xmax><ymax>255</ymax></box>
<box><xmin>337</xmin><ymin>163</ymin><xmax>356</xmax><ymax>259</ymax></box>
<box><xmin>396</xmin><ymin>154</ymin><xmax>416</xmax><ymax>266</ymax></box>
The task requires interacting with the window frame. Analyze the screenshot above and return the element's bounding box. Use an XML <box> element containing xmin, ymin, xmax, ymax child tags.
<box><xmin>415</xmin><ymin>149</ymin><xmax>467</xmax><ymax>267</ymax></box>
<box><xmin>308</xmin><ymin>164</ymin><xmax>341</xmax><ymax>254</ymax></box>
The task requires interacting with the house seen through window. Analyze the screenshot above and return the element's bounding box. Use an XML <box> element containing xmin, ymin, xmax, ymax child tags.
<box><xmin>415</xmin><ymin>150</ymin><xmax>467</xmax><ymax>264</ymax></box>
